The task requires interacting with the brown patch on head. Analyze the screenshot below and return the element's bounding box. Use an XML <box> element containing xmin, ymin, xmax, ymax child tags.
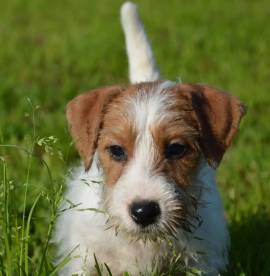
<box><xmin>66</xmin><ymin>81</ymin><xmax>163</xmax><ymax>185</ymax></box>
<box><xmin>66</xmin><ymin>86</ymin><xmax>124</xmax><ymax>170</ymax></box>
<box><xmin>98</xmin><ymin>93</ymin><xmax>137</xmax><ymax>186</ymax></box>
<box><xmin>150</xmin><ymin>92</ymin><xmax>201</xmax><ymax>189</ymax></box>
<box><xmin>141</xmin><ymin>81</ymin><xmax>245</xmax><ymax>188</ymax></box>
<box><xmin>171</xmin><ymin>83</ymin><xmax>246</xmax><ymax>168</ymax></box>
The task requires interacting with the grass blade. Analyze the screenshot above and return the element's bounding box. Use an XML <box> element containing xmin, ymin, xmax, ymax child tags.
<box><xmin>48</xmin><ymin>245</ymin><xmax>79</xmax><ymax>276</ymax></box>
<box><xmin>94</xmin><ymin>254</ymin><xmax>102</xmax><ymax>276</ymax></box>
<box><xmin>24</xmin><ymin>193</ymin><xmax>41</xmax><ymax>275</ymax></box>
<box><xmin>2</xmin><ymin>160</ymin><xmax>12</xmax><ymax>276</ymax></box>
<box><xmin>104</xmin><ymin>263</ymin><xmax>113</xmax><ymax>276</ymax></box>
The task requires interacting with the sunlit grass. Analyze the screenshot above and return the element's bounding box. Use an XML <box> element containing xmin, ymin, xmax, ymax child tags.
<box><xmin>0</xmin><ymin>0</ymin><xmax>270</xmax><ymax>275</ymax></box>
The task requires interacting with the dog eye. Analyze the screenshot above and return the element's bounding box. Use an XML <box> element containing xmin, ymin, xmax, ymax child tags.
<box><xmin>108</xmin><ymin>145</ymin><xmax>127</xmax><ymax>162</ymax></box>
<box><xmin>165</xmin><ymin>143</ymin><xmax>187</xmax><ymax>159</ymax></box>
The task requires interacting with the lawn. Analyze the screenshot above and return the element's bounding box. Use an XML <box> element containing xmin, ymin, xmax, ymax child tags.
<box><xmin>0</xmin><ymin>0</ymin><xmax>270</xmax><ymax>275</ymax></box>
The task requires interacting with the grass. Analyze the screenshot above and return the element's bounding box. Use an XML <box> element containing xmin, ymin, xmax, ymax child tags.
<box><xmin>0</xmin><ymin>0</ymin><xmax>270</xmax><ymax>274</ymax></box>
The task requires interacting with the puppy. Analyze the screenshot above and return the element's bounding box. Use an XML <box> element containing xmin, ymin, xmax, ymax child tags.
<box><xmin>55</xmin><ymin>2</ymin><xmax>246</xmax><ymax>275</ymax></box>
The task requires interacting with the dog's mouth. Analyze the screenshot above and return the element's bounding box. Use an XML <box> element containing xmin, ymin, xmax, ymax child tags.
<box><xmin>103</xmin><ymin>182</ymin><xmax>204</xmax><ymax>243</ymax></box>
<box><xmin>104</xmin><ymin>201</ymin><xmax>202</xmax><ymax>243</ymax></box>
<box><xmin>105</xmin><ymin>217</ymin><xmax>175</xmax><ymax>243</ymax></box>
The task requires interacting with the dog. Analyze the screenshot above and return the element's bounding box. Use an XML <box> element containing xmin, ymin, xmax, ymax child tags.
<box><xmin>55</xmin><ymin>2</ymin><xmax>246</xmax><ymax>275</ymax></box>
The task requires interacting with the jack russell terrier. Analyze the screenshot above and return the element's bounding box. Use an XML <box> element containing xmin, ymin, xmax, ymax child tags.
<box><xmin>55</xmin><ymin>2</ymin><xmax>246</xmax><ymax>275</ymax></box>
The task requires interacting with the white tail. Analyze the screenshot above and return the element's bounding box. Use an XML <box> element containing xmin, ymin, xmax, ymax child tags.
<box><xmin>120</xmin><ymin>2</ymin><xmax>160</xmax><ymax>84</ymax></box>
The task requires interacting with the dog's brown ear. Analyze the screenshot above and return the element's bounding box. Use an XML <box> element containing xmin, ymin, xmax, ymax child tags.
<box><xmin>178</xmin><ymin>84</ymin><xmax>246</xmax><ymax>168</ymax></box>
<box><xmin>66</xmin><ymin>86</ymin><xmax>123</xmax><ymax>170</ymax></box>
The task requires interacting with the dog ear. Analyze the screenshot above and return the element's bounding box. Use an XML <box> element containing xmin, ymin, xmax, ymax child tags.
<box><xmin>66</xmin><ymin>86</ymin><xmax>123</xmax><ymax>170</ymax></box>
<box><xmin>177</xmin><ymin>84</ymin><xmax>246</xmax><ymax>168</ymax></box>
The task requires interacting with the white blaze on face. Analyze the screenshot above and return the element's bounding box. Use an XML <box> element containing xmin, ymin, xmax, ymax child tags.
<box><xmin>108</xmin><ymin>81</ymin><xmax>178</xmax><ymax>231</ymax></box>
<box><xmin>127</xmin><ymin>81</ymin><xmax>175</xmax><ymax>179</ymax></box>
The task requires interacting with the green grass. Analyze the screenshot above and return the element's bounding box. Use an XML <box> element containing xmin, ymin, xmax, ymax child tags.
<box><xmin>0</xmin><ymin>0</ymin><xmax>270</xmax><ymax>274</ymax></box>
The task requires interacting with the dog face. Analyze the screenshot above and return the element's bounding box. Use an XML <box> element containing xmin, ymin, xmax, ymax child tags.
<box><xmin>67</xmin><ymin>81</ymin><xmax>245</xmax><ymax>240</ymax></box>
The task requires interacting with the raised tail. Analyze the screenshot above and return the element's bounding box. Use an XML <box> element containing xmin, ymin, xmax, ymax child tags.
<box><xmin>120</xmin><ymin>2</ymin><xmax>160</xmax><ymax>84</ymax></box>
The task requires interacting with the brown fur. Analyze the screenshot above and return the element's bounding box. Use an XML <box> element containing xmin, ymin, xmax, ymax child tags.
<box><xmin>66</xmin><ymin>86</ymin><xmax>124</xmax><ymax>170</ymax></box>
<box><xmin>151</xmin><ymin>123</ymin><xmax>200</xmax><ymax>189</ymax></box>
<box><xmin>98</xmin><ymin>94</ymin><xmax>137</xmax><ymax>186</ymax></box>
<box><xmin>171</xmin><ymin>84</ymin><xmax>246</xmax><ymax>168</ymax></box>
<box><xmin>67</xmin><ymin>82</ymin><xmax>245</xmax><ymax>188</ymax></box>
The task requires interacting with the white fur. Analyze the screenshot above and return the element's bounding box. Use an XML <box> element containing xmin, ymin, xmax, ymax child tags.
<box><xmin>128</xmin><ymin>81</ymin><xmax>176</xmax><ymax>129</ymax></box>
<box><xmin>55</xmin><ymin>160</ymin><xmax>229</xmax><ymax>275</ymax></box>
<box><xmin>120</xmin><ymin>2</ymin><xmax>160</xmax><ymax>83</ymax></box>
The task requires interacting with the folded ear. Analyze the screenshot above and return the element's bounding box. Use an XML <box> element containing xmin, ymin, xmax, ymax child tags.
<box><xmin>178</xmin><ymin>84</ymin><xmax>246</xmax><ymax>168</ymax></box>
<box><xmin>66</xmin><ymin>86</ymin><xmax>124</xmax><ymax>170</ymax></box>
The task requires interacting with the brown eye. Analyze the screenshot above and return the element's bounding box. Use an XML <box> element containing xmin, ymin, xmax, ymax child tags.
<box><xmin>108</xmin><ymin>145</ymin><xmax>127</xmax><ymax>162</ymax></box>
<box><xmin>165</xmin><ymin>143</ymin><xmax>187</xmax><ymax>160</ymax></box>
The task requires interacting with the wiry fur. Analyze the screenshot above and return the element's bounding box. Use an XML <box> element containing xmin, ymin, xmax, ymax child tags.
<box><xmin>55</xmin><ymin>155</ymin><xmax>229</xmax><ymax>275</ymax></box>
<box><xmin>54</xmin><ymin>2</ymin><xmax>245</xmax><ymax>275</ymax></box>
<box><xmin>55</xmin><ymin>82</ymin><xmax>230</xmax><ymax>275</ymax></box>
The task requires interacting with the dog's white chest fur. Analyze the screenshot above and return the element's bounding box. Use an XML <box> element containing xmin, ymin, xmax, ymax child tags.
<box><xmin>55</xmin><ymin>159</ymin><xmax>229</xmax><ymax>275</ymax></box>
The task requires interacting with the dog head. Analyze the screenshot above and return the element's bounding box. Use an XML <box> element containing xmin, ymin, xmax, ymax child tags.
<box><xmin>66</xmin><ymin>81</ymin><xmax>245</xmax><ymax>240</ymax></box>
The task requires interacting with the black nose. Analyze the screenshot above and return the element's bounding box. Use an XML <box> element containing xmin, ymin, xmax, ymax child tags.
<box><xmin>130</xmin><ymin>200</ymin><xmax>161</xmax><ymax>227</ymax></box>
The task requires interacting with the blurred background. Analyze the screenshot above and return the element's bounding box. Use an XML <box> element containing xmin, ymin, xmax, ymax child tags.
<box><xmin>0</xmin><ymin>0</ymin><xmax>269</xmax><ymax>275</ymax></box>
